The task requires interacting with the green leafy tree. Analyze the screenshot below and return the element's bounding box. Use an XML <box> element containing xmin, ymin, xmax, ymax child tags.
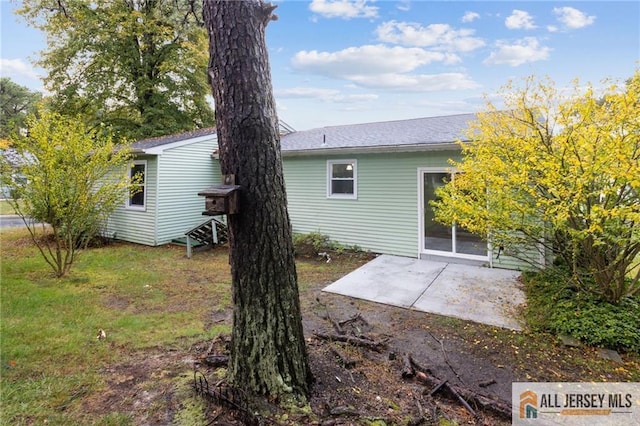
<box><xmin>0</xmin><ymin>78</ymin><xmax>42</xmax><ymax>140</ymax></box>
<box><xmin>432</xmin><ymin>71</ymin><xmax>640</xmax><ymax>304</ymax></box>
<box><xmin>16</xmin><ymin>0</ymin><xmax>214</xmax><ymax>140</ymax></box>
<box><xmin>0</xmin><ymin>110</ymin><xmax>135</xmax><ymax>277</ymax></box>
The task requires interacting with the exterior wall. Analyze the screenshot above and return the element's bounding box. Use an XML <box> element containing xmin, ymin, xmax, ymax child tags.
<box><xmin>283</xmin><ymin>150</ymin><xmax>459</xmax><ymax>258</ymax></box>
<box><xmin>105</xmin><ymin>155</ymin><xmax>159</xmax><ymax>245</ymax></box>
<box><xmin>283</xmin><ymin>150</ymin><xmax>538</xmax><ymax>271</ymax></box>
<box><xmin>155</xmin><ymin>140</ymin><xmax>221</xmax><ymax>245</ymax></box>
<box><xmin>492</xmin><ymin>240</ymin><xmax>547</xmax><ymax>271</ymax></box>
<box><xmin>104</xmin><ymin>136</ymin><xmax>220</xmax><ymax>246</ymax></box>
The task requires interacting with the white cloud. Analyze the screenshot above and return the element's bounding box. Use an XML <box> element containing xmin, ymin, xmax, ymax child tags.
<box><xmin>309</xmin><ymin>0</ymin><xmax>378</xmax><ymax>19</ymax></box>
<box><xmin>292</xmin><ymin>45</ymin><xmax>479</xmax><ymax>92</ymax></box>
<box><xmin>0</xmin><ymin>58</ymin><xmax>41</xmax><ymax>81</ymax></box>
<box><xmin>484</xmin><ymin>37</ymin><xmax>551</xmax><ymax>67</ymax></box>
<box><xmin>375</xmin><ymin>21</ymin><xmax>485</xmax><ymax>52</ymax></box>
<box><xmin>396</xmin><ymin>0</ymin><xmax>411</xmax><ymax>12</ymax></box>
<box><xmin>505</xmin><ymin>9</ymin><xmax>537</xmax><ymax>30</ymax></box>
<box><xmin>293</xmin><ymin>44</ymin><xmax>460</xmax><ymax>77</ymax></box>
<box><xmin>553</xmin><ymin>7</ymin><xmax>595</xmax><ymax>29</ymax></box>
<box><xmin>348</xmin><ymin>73</ymin><xmax>480</xmax><ymax>91</ymax></box>
<box><xmin>461</xmin><ymin>11</ymin><xmax>480</xmax><ymax>23</ymax></box>
<box><xmin>276</xmin><ymin>87</ymin><xmax>378</xmax><ymax>103</ymax></box>
<box><xmin>332</xmin><ymin>93</ymin><xmax>379</xmax><ymax>103</ymax></box>
<box><xmin>277</xmin><ymin>87</ymin><xmax>339</xmax><ymax>99</ymax></box>
<box><xmin>547</xmin><ymin>25</ymin><xmax>559</xmax><ymax>33</ymax></box>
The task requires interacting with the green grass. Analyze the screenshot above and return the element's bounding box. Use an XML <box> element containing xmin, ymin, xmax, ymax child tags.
<box><xmin>0</xmin><ymin>228</ymin><xmax>369</xmax><ymax>425</ymax></box>
<box><xmin>0</xmin><ymin>227</ymin><xmax>233</xmax><ymax>425</ymax></box>
<box><xmin>0</xmin><ymin>199</ymin><xmax>22</xmax><ymax>215</ymax></box>
<box><xmin>171</xmin><ymin>374</ymin><xmax>209</xmax><ymax>426</ymax></box>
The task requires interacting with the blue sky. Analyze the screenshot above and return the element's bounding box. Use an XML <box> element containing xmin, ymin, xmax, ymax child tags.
<box><xmin>1</xmin><ymin>1</ymin><xmax>638</xmax><ymax>131</ymax></box>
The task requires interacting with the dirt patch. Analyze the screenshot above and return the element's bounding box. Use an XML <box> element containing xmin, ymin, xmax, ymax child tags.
<box><xmin>103</xmin><ymin>295</ymin><xmax>131</xmax><ymax>311</ymax></box>
<box><xmin>82</xmin><ymin>345</ymin><xmax>198</xmax><ymax>424</ymax></box>
<box><xmin>299</xmin><ymin>288</ymin><xmax>514</xmax><ymax>425</ymax></box>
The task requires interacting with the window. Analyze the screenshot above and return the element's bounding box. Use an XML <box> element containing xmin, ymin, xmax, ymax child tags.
<box><xmin>327</xmin><ymin>160</ymin><xmax>357</xmax><ymax>199</ymax></box>
<box><xmin>126</xmin><ymin>160</ymin><xmax>146</xmax><ymax>210</ymax></box>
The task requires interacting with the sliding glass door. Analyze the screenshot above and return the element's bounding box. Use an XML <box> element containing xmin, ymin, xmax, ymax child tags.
<box><xmin>421</xmin><ymin>170</ymin><xmax>487</xmax><ymax>258</ymax></box>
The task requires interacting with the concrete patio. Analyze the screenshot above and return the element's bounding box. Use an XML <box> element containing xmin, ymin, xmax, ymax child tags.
<box><xmin>322</xmin><ymin>254</ymin><xmax>525</xmax><ymax>330</ymax></box>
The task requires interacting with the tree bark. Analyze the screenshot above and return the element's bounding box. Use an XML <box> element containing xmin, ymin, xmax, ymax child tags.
<box><xmin>203</xmin><ymin>0</ymin><xmax>312</xmax><ymax>398</ymax></box>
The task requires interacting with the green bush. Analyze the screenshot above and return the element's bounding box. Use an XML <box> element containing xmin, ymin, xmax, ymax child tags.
<box><xmin>292</xmin><ymin>232</ymin><xmax>363</xmax><ymax>258</ymax></box>
<box><xmin>293</xmin><ymin>232</ymin><xmax>333</xmax><ymax>252</ymax></box>
<box><xmin>523</xmin><ymin>268</ymin><xmax>640</xmax><ymax>353</ymax></box>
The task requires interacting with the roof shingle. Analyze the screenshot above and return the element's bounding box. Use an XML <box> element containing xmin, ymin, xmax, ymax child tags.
<box><xmin>281</xmin><ymin>113</ymin><xmax>476</xmax><ymax>153</ymax></box>
<box><xmin>132</xmin><ymin>127</ymin><xmax>217</xmax><ymax>151</ymax></box>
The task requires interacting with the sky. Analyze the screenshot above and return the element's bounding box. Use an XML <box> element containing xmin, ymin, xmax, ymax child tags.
<box><xmin>1</xmin><ymin>1</ymin><xmax>639</xmax><ymax>131</ymax></box>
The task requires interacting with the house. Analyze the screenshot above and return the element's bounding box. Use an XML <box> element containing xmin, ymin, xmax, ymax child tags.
<box><xmin>279</xmin><ymin>114</ymin><xmax>541</xmax><ymax>270</ymax></box>
<box><xmin>0</xmin><ymin>148</ymin><xmax>30</xmax><ymax>198</ymax></box>
<box><xmin>106</xmin><ymin>114</ymin><xmax>541</xmax><ymax>270</ymax></box>
<box><xmin>104</xmin><ymin>127</ymin><xmax>221</xmax><ymax>246</ymax></box>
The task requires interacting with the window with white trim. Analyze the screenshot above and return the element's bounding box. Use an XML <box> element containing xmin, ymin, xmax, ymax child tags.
<box><xmin>126</xmin><ymin>160</ymin><xmax>147</xmax><ymax>210</ymax></box>
<box><xmin>327</xmin><ymin>160</ymin><xmax>357</xmax><ymax>199</ymax></box>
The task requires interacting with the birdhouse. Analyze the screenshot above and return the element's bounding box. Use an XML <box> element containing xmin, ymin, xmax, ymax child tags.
<box><xmin>198</xmin><ymin>175</ymin><xmax>241</xmax><ymax>215</ymax></box>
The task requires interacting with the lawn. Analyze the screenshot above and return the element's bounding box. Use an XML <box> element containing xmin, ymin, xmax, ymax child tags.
<box><xmin>0</xmin><ymin>227</ymin><xmax>233</xmax><ymax>424</ymax></box>
<box><xmin>2</xmin><ymin>226</ymin><xmax>638</xmax><ymax>425</ymax></box>
<box><xmin>0</xmin><ymin>227</ymin><xmax>367</xmax><ymax>425</ymax></box>
<box><xmin>0</xmin><ymin>199</ymin><xmax>21</xmax><ymax>215</ymax></box>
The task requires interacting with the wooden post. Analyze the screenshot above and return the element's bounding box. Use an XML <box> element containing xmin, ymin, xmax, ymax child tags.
<box><xmin>187</xmin><ymin>235</ymin><xmax>192</xmax><ymax>259</ymax></box>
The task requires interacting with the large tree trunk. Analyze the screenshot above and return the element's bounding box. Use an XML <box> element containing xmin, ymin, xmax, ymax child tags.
<box><xmin>203</xmin><ymin>0</ymin><xmax>312</xmax><ymax>398</ymax></box>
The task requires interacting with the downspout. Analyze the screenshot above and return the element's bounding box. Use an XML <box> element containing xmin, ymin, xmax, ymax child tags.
<box><xmin>154</xmin><ymin>155</ymin><xmax>160</xmax><ymax>246</ymax></box>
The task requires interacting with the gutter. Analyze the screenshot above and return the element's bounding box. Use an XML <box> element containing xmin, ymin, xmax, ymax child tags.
<box><xmin>281</xmin><ymin>141</ymin><xmax>466</xmax><ymax>157</ymax></box>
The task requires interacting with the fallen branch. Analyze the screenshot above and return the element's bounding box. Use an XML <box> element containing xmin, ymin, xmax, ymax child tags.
<box><xmin>313</xmin><ymin>332</ymin><xmax>387</xmax><ymax>352</ymax></box>
<box><xmin>401</xmin><ymin>353</ymin><xmax>415</xmax><ymax>378</ymax></box>
<box><xmin>330</xmin><ymin>345</ymin><xmax>356</xmax><ymax>369</ymax></box>
<box><xmin>428</xmin><ymin>379</ymin><xmax>448</xmax><ymax>396</ymax></box>
<box><xmin>427</xmin><ymin>331</ymin><xmax>464</xmax><ymax>385</ymax></box>
<box><xmin>478</xmin><ymin>379</ymin><xmax>496</xmax><ymax>388</ymax></box>
<box><xmin>406</xmin><ymin>353</ymin><xmax>512</xmax><ymax>420</ymax></box>
<box><xmin>338</xmin><ymin>312</ymin><xmax>368</xmax><ymax>327</ymax></box>
<box><xmin>408</xmin><ymin>354</ymin><xmax>433</xmax><ymax>377</ymax></box>
<box><xmin>203</xmin><ymin>354</ymin><xmax>229</xmax><ymax>368</ymax></box>
<box><xmin>193</xmin><ymin>371</ymin><xmax>259</xmax><ymax>425</ymax></box>
<box><xmin>316</xmin><ymin>297</ymin><xmax>343</xmax><ymax>334</ymax></box>
<box><xmin>450</xmin><ymin>386</ymin><xmax>478</xmax><ymax>419</ymax></box>
<box><xmin>407</xmin><ymin>400</ymin><xmax>427</xmax><ymax>426</ymax></box>
<box><xmin>430</xmin><ymin>380</ymin><xmax>478</xmax><ymax>419</ymax></box>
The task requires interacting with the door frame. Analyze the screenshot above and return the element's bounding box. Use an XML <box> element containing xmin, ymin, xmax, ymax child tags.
<box><xmin>417</xmin><ymin>167</ymin><xmax>491</xmax><ymax>262</ymax></box>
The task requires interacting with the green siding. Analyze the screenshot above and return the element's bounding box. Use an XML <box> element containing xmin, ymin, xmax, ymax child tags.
<box><xmin>105</xmin><ymin>136</ymin><xmax>220</xmax><ymax>246</ymax></box>
<box><xmin>492</xmin><ymin>241</ymin><xmax>546</xmax><ymax>271</ymax></box>
<box><xmin>283</xmin><ymin>150</ymin><xmax>539</xmax><ymax>271</ymax></box>
<box><xmin>105</xmin><ymin>137</ymin><xmax>541</xmax><ymax>271</ymax></box>
<box><xmin>156</xmin><ymin>140</ymin><xmax>221</xmax><ymax>245</ymax></box>
<box><xmin>105</xmin><ymin>155</ymin><xmax>159</xmax><ymax>245</ymax></box>
<box><xmin>283</xmin><ymin>151</ymin><xmax>458</xmax><ymax>258</ymax></box>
